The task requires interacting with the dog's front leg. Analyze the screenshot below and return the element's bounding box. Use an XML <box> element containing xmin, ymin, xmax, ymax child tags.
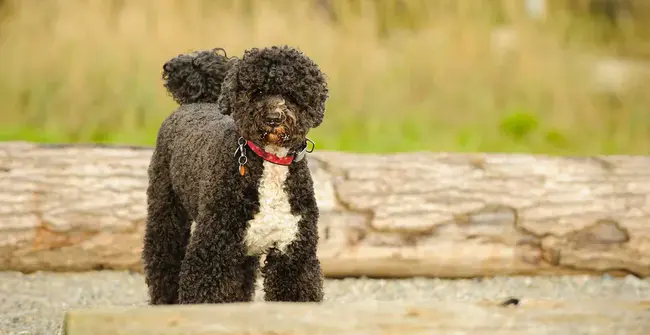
<box><xmin>177</xmin><ymin>212</ymin><xmax>259</xmax><ymax>304</ymax></box>
<box><xmin>262</xmin><ymin>218</ymin><xmax>324</xmax><ymax>302</ymax></box>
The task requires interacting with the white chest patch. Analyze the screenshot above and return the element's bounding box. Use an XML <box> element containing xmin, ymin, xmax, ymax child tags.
<box><xmin>244</xmin><ymin>146</ymin><xmax>301</xmax><ymax>255</ymax></box>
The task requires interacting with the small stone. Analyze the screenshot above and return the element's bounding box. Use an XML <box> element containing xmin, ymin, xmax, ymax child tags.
<box><xmin>499</xmin><ymin>297</ymin><xmax>520</xmax><ymax>307</ymax></box>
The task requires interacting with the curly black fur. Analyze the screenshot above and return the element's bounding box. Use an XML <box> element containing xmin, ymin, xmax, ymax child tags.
<box><xmin>142</xmin><ymin>45</ymin><xmax>328</xmax><ymax>305</ymax></box>
<box><xmin>218</xmin><ymin>46</ymin><xmax>328</xmax><ymax>128</ymax></box>
<box><xmin>162</xmin><ymin>48</ymin><xmax>236</xmax><ymax>105</ymax></box>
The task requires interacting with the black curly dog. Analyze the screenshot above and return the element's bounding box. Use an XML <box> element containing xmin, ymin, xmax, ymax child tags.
<box><xmin>141</xmin><ymin>45</ymin><xmax>328</xmax><ymax>305</ymax></box>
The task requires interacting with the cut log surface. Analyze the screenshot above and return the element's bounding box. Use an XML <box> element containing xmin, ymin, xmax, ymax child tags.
<box><xmin>1</xmin><ymin>141</ymin><xmax>650</xmax><ymax>277</ymax></box>
<box><xmin>63</xmin><ymin>300</ymin><xmax>650</xmax><ymax>335</ymax></box>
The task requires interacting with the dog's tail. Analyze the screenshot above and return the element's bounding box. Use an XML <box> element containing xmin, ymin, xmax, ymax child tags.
<box><xmin>162</xmin><ymin>48</ymin><xmax>236</xmax><ymax>105</ymax></box>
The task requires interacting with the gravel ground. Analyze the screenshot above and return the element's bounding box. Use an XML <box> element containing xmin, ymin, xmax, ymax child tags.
<box><xmin>0</xmin><ymin>271</ymin><xmax>649</xmax><ymax>335</ymax></box>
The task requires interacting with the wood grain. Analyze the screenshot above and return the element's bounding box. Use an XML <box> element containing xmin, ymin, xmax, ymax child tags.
<box><xmin>1</xmin><ymin>141</ymin><xmax>649</xmax><ymax>277</ymax></box>
<box><xmin>63</xmin><ymin>300</ymin><xmax>650</xmax><ymax>335</ymax></box>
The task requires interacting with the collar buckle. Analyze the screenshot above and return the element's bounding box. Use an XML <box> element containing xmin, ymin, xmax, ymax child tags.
<box><xmin>293</xmin><ymin>138</ymin><xmax>315</xmax><ymax>162</ymax></box>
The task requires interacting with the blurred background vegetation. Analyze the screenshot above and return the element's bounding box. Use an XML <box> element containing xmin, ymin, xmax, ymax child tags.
<box><xmin>0</xmin><ymin>0</ymin><xmax>649</xmax><ymax>154</ymax></box>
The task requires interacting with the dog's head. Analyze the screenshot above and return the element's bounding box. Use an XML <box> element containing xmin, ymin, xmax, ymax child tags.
<box><xmin>217</xmin><ymin>46</ymin><xmax>328</xmax><ymax>152</ymax></box>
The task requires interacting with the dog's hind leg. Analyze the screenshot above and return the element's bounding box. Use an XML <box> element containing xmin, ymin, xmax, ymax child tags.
<box><xmin>262</xmin><ymin>238</ymin><xmax>324</xmax><ymax>302</ymax></box>
<box><xmin>142</xmin><ymin>146</ymin><xmax>191</xmax><ymax>305</ymax></box>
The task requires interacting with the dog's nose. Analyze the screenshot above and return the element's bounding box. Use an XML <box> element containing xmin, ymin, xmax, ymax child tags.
<box><xmin>265</xmin><ymin>110</ymin><xmax>283</xmax><ymax>126</ymax></box>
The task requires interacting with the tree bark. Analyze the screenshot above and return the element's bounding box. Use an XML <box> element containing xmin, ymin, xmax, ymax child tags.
<box><xmin>63</xmin><ymin>299</ymin><xmax>650</xmax><ymax>335</ymax></box>
<box><xmin>1</xmin><ymin>141</ymin><xmax>649</xmax><ymax>277</ymax></box>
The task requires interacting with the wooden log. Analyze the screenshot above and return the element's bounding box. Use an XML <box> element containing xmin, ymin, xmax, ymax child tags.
<box><xmin>1</xmin><ymin>141</ymin><xmax>650</xmax><ymax>277</ymax></box>
<box><xmin>63</xmin><ymin>300</ymin><xmax>650</xmax><ymax>335</ymax></box>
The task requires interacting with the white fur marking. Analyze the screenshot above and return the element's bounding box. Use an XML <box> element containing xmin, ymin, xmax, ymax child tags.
<box><xmin>244</xmin><ymin>146</ymin><xmax>301</xmax><ymax>255</ymax></box>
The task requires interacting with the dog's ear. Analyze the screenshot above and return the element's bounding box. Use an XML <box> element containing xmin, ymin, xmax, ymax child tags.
<box><xmin>310</xmin><ymin>106</ymin><xmax>325</xmax><ymax>128</ymax></box>
<box><xmin>310</xmin><ymin>85</ymin><xmax>328</xmax><ymax>128</ymax></box>
<box><xmin>217</xmin><ymin>60</ymin><xmax>240</xmax><ymax>116</ymax></box>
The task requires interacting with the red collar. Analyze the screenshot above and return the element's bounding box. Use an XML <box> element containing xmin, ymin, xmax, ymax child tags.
<box><xmin>246</xmin><ymin>140</ymin><xmax>294</xmax><ymax>165</ymax></box>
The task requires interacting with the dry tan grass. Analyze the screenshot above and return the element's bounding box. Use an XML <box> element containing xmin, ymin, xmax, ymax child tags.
<box><xmin>0</xmin><ymin>0</ymin><xmax>649</xmax><ymax>154</ymax></box>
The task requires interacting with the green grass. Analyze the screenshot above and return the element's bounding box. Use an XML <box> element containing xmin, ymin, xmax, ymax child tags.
<box><xmin>1</xmin><ymin>0</ymin><xmax>649</xmax><ymax>154</ymax></box>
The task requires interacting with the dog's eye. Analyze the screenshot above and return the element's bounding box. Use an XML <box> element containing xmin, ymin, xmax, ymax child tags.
<box><xmin>284</xmin><ymin>94</ymin><xmax>299</xmax><ymax>107</ymax></box>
